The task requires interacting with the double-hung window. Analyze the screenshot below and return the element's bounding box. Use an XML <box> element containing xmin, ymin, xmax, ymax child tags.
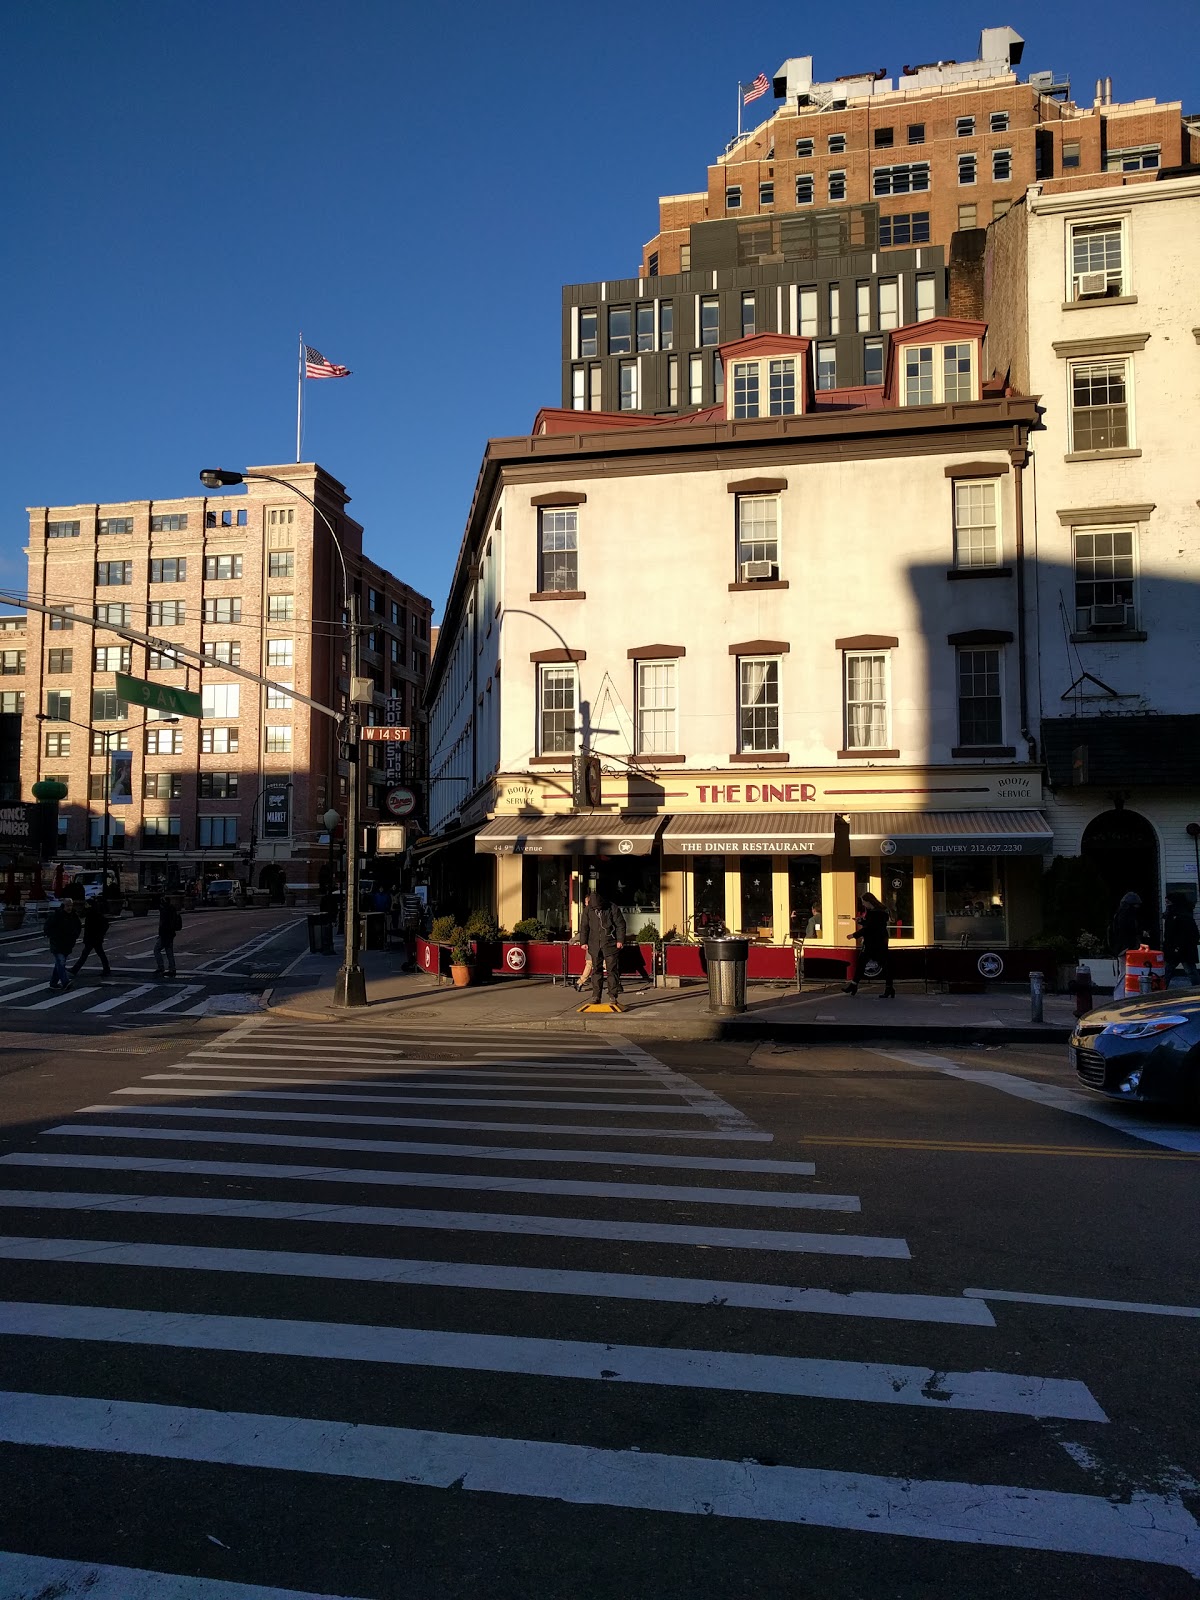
<box><xmin>203</xmin><ymin>598</ymin><xmax>241</xmax><ymax>623</ymax></box>
<box><xmin>1105</xmin><ymin>145</ymin><xmax>1159</xmax><ymax>173</ymax></box>
<box><xmin>700</xmin><ymin>296</ymin><xmax>719</xmax><ymax>346</ymax></box>
<box><xmin>636</xmin><ymin>303</ymin><xmax>654</xmax><ymax>351</ymax></box>
<box><xmin>901</xmin><ymin>342</ymin><xmax>975</xmax><ymax>405</ymax></box>
<box><xmin>538</xmin><ymin>664</ymin><xmax>576</xmax><ymax>754</ymax></box>
<box><xmin>96</xmin><ymin>561</ymin><xmax>132</xmax><ymax>587</ymax></box>
<box><xmin>92</xmin><ymin>689</ymin><xmax>127</xmax><ymax>721</ymax></box>
<box><xmin>201</xmin><ymin>684</ymin><xmax>240</xmax><ymax>718</ymax></box>
<box><xmin>201</xmin><ymin>727</ymin><xmax>238</xmax><ymax>754</ymax></box>
<box><xmin>1069</xmin><ymin>221</ymin><xmax>1125</xmax><ymax>300</ymax></box>
<box><xmin>607</xmin><ymin>307</ymin><xmax>631</xmax><ymax>354</ymax></box>
<box><xmin>204</xmin><ymin>554</ymin><xmax>242</xmax><ymax>581</ymax></box>
<box><xmin>1068</xmin><ymin>358</ymin><xmax>1130</xmax><ymax>451</ymax></box>
<box><xmin>635</xmin><ymin>660</ymin><xmax>677</xmax><ymax>755</ymax></box>
<box><xmin>957</xmin><ymin>649</ymin><xmax>1003</xmax><ymax>745</ymax></box>
<box><xmin>149</xmin><ymin>557</ymin><xmax>186</xmax><ymax>583</ymax></box>
<box><xmin>658</xmin><ymin>301</ymin><xmax>673</xmax><ymax>350</ymax></box>
<box><xmin>736</xmin><ymin>495</ymin><xmax>779</xmax><ymax>580</ymax></box>
<box><xmin>579</xmin><ymin>310</ymin><xmax>597</xmax><ymax>358</ymax></box>
<box><xmin>148</xmin><ymin>600</ymin><xmax>186</xmax><ymax>626</ymax></box>
<box><xmin>46</xmin><ymin>648</ymin><xmax>72</xmax><ymax>674</ymax></box>
<box><xmin>737</xmin><ymin>657</ymin><xmax>780</xmax><ymax>753</ymax></box>
<box><xmin>815</xmin><ymin>343</ymin><xmax>837</xmax><ymax>390</ymax></box>
<box><xmin>1074</xmin><ymin>528</ymin><xmax>1136</xmax><ymax>632</ymax></box>
<box><xmin>45</xmin><ymin>690</ymin><xmax>71</xmax><ymax>721</ymax></box>
<box><xmin>725</xmin><ymin>185</ymin><xmax>742</xmax><ymax>210</ymax></box>
<box><xmin>266</xmin><ymin>639</ymin><xmax>293</xmax><ymax>668</ymax></box>
<box><xmin>145</xmin><ymin>727</ymin><xmax>183</xmax><ymax>755</ymax></box>
<box><xmin>265</xmin><ymin>726</ymin><xmax>292</xmax><ymax>754</ymax></box>
<box><xmin>268</xmin><ymin>594</ymin><xmax>294</xmax><ymax>621</ymax></box>
<box><xmin>618</xmin><ymin>361</ymin><xmax>638</xmax><ymax>410</ymax></box>
<box><xmin>94</xmin><ymin>646</ymin><xmax>131</xmax><ymax>673</ymax></box>
<box><xmin>844</xmin><ymin>654</ymin><xmax>889</xmax><ymax>750</ymax></box>
<box><xmin>44</xmin><ymin>732</ymin><xmax>70</xmax><ymax>758</ymax></box>
<box><xmin>538</xmin><ymin>508</ymin><xmax>577</xmax><ymax>592</ymax></box>
<box><xmin>952</xmin><ymin>480</ymin><xmax>1001</xmax><ymax>567</ymax></box>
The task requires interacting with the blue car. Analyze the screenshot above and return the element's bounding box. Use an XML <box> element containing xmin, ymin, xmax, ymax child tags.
<box><xmin>1070</xmin><ymin>989</ymin><xmax>1200</xmax><ymax>1108</ymax></box>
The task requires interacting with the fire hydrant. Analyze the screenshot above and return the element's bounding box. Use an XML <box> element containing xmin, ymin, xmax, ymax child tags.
<box><xmin>1070</xmin><ymin>962</ymin><xmax>1094</xmax><ymax>1018</ymax></box>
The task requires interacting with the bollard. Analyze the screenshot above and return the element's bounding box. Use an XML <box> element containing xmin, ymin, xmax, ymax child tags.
<box><xmin>1072</xmin><ymin>962</ymin><xmax>1094</xmax><ymax>1018</ymax></box>
<box><xmin>1030</xmin><ymin>970</ymin><xmax>1044</xmax><ymax>1023</ymax></box>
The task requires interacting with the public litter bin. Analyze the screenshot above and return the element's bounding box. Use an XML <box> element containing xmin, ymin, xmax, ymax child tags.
<box><xmin>361</xmin><ymin>911</ymin><xmax>388</xmax><ymax>951</ymax></box>
<box><xmin>306</xmin><ymin>913</ymin><xmax>333</xmax><ymax>954</ymax></box>
<box><xmin>703</xmin><ymin>936</ymin><xmax>749</xmax><ymax>1015</ymax></box>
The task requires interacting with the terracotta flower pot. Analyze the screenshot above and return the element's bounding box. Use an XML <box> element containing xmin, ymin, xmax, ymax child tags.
<box><xmin>450</xmin><ymin>962</ymin><xmax>473</xmax><ymax>988</ymax></box>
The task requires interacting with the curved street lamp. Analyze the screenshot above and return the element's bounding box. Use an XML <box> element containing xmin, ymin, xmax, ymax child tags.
<box><xmin>200</xmin><ymin>468</ymin><xmax>366</xmax><ymax>1007</ymax></box>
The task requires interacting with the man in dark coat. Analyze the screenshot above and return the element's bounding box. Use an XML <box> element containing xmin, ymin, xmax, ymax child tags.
<box><xmin>72</xmin><ymin>899</ymin><xmax>113</xmax><ymax>978</ymax></box>
<box><xmin>1163</xmin><ymin>894</ymin><xmax>1200</xmax><ymax>987</ymax></box>
<box><xmin>154</xmin><ymin>899</ymin><xmax>183</xmax><ymax>978</ymax></box>
<box><xmin>577</xmin><ymin>890</ymin><xmax>626</xmax><ymax>1005</ymax></box>
<box><xmin>1110</xmin><ymin>891</ymin><xmax>1145</xmax><ymax>955</ymax></box>
<box><xmin>844</xmin><ymin>891</ymin><xmax>896</xmax><ymax>999</ymax></box>
<box><xmin>44</xmin><ymin>900</ymin><xmax>81</xmax><ymax>991</ymax></box>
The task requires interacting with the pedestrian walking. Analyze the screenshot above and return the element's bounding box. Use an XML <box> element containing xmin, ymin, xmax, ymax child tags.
<box><xmin>398</xmin><ymin>882</ymin><xmax>424</xmax><ymax>973</ymax></box>
<box><xmin>71</xmin><ymin>899</ymin><xmax>113</xmax><ymax>978</ymax></box>
<box><xmin>1162</xmin><ymin>893</ymin><xmax>1200</xmax><ymax>987</ymax></box>
<box><xmin>576</xmin><ymin>889</ymin><xmax>626</xmax><ymax>1005</ymax></box>
<box><xmin>1109</xmin><ymin>891</ymin><xmax>1147</xmax><ymax>989</ymax></box>
<box><xmin>844</xmin><ymin>891</ymin><xmax>895</xmax><ymax>999</ymax></box>
<box><xmin>153</xmin><ymin>898</ymin><xmax>183</xmax><ymax>978</ymax></box>
<box><xmin>44</xmin><ymin>899</ymin><xmax>81</xmax><ymax>991</ymax></box>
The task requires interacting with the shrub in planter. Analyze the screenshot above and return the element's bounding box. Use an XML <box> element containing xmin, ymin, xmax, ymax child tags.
<box><xmin>464</xmin><ymin>908</ymin><xmax>502</xmax><ymax>943</ymax></box>
<box><xmin>633</xmin><ymin>923</ymin><xmax>661</xmax><ymax>945</ymax></box>
<box><xmin>448</xmin><ymin>926</ymin><xmax>474</xmax><ymax>987</ymax></box>
<box><xmin>430</xmin><ymin>914</ymin><xmax>457</xmax><ymax>946</ymax></box>
<box><xmin>511</xmin><ymin>917</ymin><xmax>548</xmax><ymax>942</ymax></box>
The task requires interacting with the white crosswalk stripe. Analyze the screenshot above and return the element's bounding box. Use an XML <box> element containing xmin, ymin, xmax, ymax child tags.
<box><xmin>0</xmin><ymin>1015</ymin><xmax>1193</xmax><ymax>1587</ymax></box>
<box><xmin>0</xmin><ymin>974</ymin><xmax>259</xmax><ymax>1020</ymax></box>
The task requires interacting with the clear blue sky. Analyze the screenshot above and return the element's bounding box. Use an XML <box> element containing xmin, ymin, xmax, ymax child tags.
<box><xmin>2</xmin><ymin>0</ymin><xmax>1196</xmax><ymax>620</ymax></box>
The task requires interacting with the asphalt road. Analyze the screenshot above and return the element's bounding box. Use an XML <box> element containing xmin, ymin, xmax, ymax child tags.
<box><xmin>0</xmin><ymin>1018</ymin><xmax>1195</xmax><ymax>1598</ymax></box>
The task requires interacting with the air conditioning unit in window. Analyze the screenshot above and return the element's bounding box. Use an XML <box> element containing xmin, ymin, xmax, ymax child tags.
<box><xmin>1087</xmin><ymin>602</ymin><xmax>1133</xmax><ymax>629</ymax></box>
<box><xmin>740</xmin><ymin>560</ymin><xmax>777</xmax><ymax>581</ymax></box>
<box><xmin>1075</xmin><ymin>271</ymin><xmax>1110</xmax><ymax>298</ymax></box>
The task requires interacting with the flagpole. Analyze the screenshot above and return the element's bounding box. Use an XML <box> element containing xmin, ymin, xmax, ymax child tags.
<box><xmin>295</xmin><ymin>333</ymin><xmax>304</xmax><ymax>463</ymax></box>
<box><xmin>737</xmin><ymin>81</ymin><xmax>742</xmax><ymax>140</ymax></box>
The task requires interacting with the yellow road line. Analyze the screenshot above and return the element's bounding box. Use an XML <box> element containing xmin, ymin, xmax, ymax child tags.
<box><xmin>796</xmin><ymin>1134</ymin><xmax>1198</xmax><ymax>1160</ymax></box>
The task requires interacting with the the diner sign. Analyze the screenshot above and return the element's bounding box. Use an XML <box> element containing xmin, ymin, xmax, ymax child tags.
<box><xmin>697</xmin><ymin>783</ymin><xmax>817</xmax><ymax>805</ymax></box>
<box><xmin>676</xmin><ymin>836</ymin><xmax>821</xmax><ymax>854</ymax></box>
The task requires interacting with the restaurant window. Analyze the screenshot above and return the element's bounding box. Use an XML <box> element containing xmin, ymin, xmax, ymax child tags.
<box><xmin>691</xmin><ymin>860</ymin><xmax>727</xmax><ymax>935</ymax></box>
<box><xmin>737</xmin><ymin>656</ymin><xmax>781</xmax><ymax>752</ymax></box>
<box><xmin>952</xmin><ymin>480</ymin><xmax>1000</xmax><ymax>567</ymax></box>
<box><xmin>538</xmin><ymin>507</ymin><xmax>577</xmax><ymax>592</ymax></box>
<box><xmin>635</xmin><ymin>660</ymin><xmax>677</xmax><ymax>755</ymax></box>
<box><xmin>933</xmin><ymin>858</ymin><xmax>1007</xmax><ymax>944</ymax></box>
<box><xmin>736</xmin><ymin>496</ymin><xmax>779</xmax><ymax>580</ymax></box>
<box><xmin>882</xmin><ymin>858</ymin><xmax>915</xmax><ymax>941</ymax></box>
<box><xmin>529</xmin><ymin>857</ymin><xmax>570</xmax><ymax>938</ymax></box>
<box><xmin>740</xmin><ymin>863</ymin><xmax>773</xmax><ymax>938</ymax></box>
<box><xmin>603</xmin><ymin>856</ymin><xmax>662</xmax><ymax>940</ymax></box>
<box><xmin>957</xmin><ymin>647</ymin><xmax>1003</xmax><ymax>746</ymax></box>
<box><xmin>844</xmin><ymin>653</ymin><xmax>889</xmax><ymax>749</ymax></box>
<box><xmin>788</xmin><ymin>859</ymin><xmax>822</xmax><ymax>940</ymax></box>
<box><xmin>538</xmin><ymin>664</ymin><xmax>576</xmax><ymax>754</ymax></box>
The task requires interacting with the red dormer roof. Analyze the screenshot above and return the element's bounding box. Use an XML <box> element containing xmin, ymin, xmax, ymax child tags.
<box><xmin>715</xmin><ymin>332</ymin><xmax>812</xmax><ymax>361</ymax></box>
<box><xmin>533</xmin><ymin>405</ymin><xmax>725</xmax><ymax>435</ymax></box>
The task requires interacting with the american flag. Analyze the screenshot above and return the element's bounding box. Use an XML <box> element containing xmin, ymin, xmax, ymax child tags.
<box><xmin>304</xmin><ymin>345</ymin><xmax>351</xmax><ymax>379</ymax></box>
<box><xmin>742</xmin><ymin>72</ymin><xmax>770</xmax><ymax>105</ymax></box>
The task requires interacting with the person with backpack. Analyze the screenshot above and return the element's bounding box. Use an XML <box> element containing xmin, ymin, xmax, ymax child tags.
<box><xmin>72</xmin><ymin>899</ymin><xmax>113</xmax><ymax>978</ymax></box>
<box><xmin>1162</xmin><ymin>893</ymin><xmax>1200</xmax><ymax>987</ymax></box>
<box><xmin>576</xmin><ymin>889</ymin><xmax>626</xmax><ymax>1005</ymax></box>
<box><xmin>153</xmin><ymin>898</ymin><xmax>183</xmax><ymax>978</ymax></box>
<box><xmin>44</xmin><ymin>899</ymin><xmax>81</xmax><ymax>991</ymax></box>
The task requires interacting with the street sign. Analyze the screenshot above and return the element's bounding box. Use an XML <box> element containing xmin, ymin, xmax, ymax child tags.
<box><xmin>360</xmin><ymin>725</ymin><xmax>411</xmax><ymax>742</ymax></box>
<box><xmin>385</xmin><ymin>787</ymin><xmax>417</xmax><ymax>818</ymax></box>
<box><xmin>115</xmin><ymin>673</ymin><xmax>202</xmax><ymax>719</ymax></box>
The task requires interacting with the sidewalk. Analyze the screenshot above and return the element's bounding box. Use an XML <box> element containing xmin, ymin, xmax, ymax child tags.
<box><xmin>266</xmin><ymin>946</ymin><xmax>1078</xmax><ymax>1044</ymax></box>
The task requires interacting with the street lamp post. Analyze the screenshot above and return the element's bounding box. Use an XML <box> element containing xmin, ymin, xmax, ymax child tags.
<box><xmin>200</xmin><ymin>468</ymin><xmax>366</xmax><ymax>1006</ymax></box>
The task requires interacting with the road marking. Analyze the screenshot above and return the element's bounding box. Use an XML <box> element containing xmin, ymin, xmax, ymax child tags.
<box><xmin>47</xmin><ymin>1118</ymin><xmax>816</xmax><ymax>1174</ymax></box>
<box><xmin>0</xmin><ymin>979</ymin><xmax>74</xmax><ymax>1004</ymax></box>
<box><xmin>0</xmin><ymin>1301</ymin><xmax>1099</xmax><ymax>1419</ymax></box>
<box><xmin>165</xmin><ymin>1071</ymin><xmax>688</xmax><ymax>1098</ymax></box>
<box><xmin>188</xmin><ymin>1052</ymin><xmax>654</xmax><ymax>1075</ymax></box>
<box><xmin>793</xmin><ymin>1134</ymin><xmax>1200</xmax><ymax>1162</ymax></box>
<box><xmin>194</xmin><ymin>919</ymin><xmax>309</xmax><ymax>976</ymax></box>
<box><xmin>0</xmin><ymin>974</ymin><xmax>37</xmax><ymax>991</ymax></box>
<box><xmin>132</xmin><ymin>1080</ymin><xmax>713</xmax><ymax>1115</ymax></box>
<box><xmin>0</xmin><ymin>1551</ymin><xmax>369</xmax><ymax>1600</ymax></box>
<box><xmin>874</xmin><ymin>1050</ymin><xmax>1200</xmax><ymax>1155</ymax></box>
<box><xmin>0</xmin><ymin>1235</ymin><xmax>991</xmax><ymax>1324</ymax></box>
<box><xmin>96</xmin><ymin>1098</ymin><xmax>773</xmax><ymax>1141</ymax></box>
<box><xmin>83</xmin><ymin>982</ymin><xmax>159</xmax><ymax>1014</ymax></box>
<box><xmin>0</xmin><ymin>1188</ymin><xmax>908</xmax><ymax>1256</ymax></box>
<box><xmin>3</xmin><ymin>1149</ymin><xmax>857</xmax><ymax>1212</ymax></box>
<box><xmin>178</xmin><ymin>1062</ymin><xmax>660</xmax><ymax>1082</ymax></box>
<box><xmin>2</xmin><ymin>1393</ymin><xmax>1194</xmax><ymax>1574</ymax></box>
<box><xmin>23</xmin><ymin>984</ymin><xmax>101</xmax><ymax>1010</ymax></box>
<box><xmin>137</xmin><ymin>983</ymin><xmax>207</xmax><ymax>1015</ymax></box>
<box><xmin>965</xmin><ymin>1288</ymin><xmax>1200</xmax><ymax>1320</ymax></box>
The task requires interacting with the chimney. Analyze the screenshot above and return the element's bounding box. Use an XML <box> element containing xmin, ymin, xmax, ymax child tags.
<box><xmin>1105</xmin><ymin>76</ymin><xmax>1113</xmax><ymax>104</ymax></box>
<box><xmin>1094</xmin><ymin>77</ymin><xmax>1103</xmax><ymax>107</ymax></box>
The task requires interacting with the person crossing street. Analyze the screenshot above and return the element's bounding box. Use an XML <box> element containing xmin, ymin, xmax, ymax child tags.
<box><xmin>71</xmin><ymin>899</ymin><xmax>113</xmax><ymax>979</ymax></box>
<box><xmin>576</xmin><ymin>889</ymin><xmax>626</xmax><ymax>1006</ymax></box>
<box><xmin>153</xmin><ymin>898</ymin><xmax>183</xmax><ymax>978</ymax></box>
<box><xmin>43</xmin><ymin>899</ymin><xmax>81</xmax><ymax>991</ymax></box>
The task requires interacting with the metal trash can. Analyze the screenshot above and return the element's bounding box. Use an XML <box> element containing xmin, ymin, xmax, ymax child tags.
<box><xmin>703</xmin><ymin>936</ymin><xmax>749</xmax><ymax>1015</ymax></box>
<box><xmin>360</xmin><ymin>910</ymin><xmax>388</xmax><ymax>951</ymax></box>
<box><xmin>306</xmin><ymin>914</ymin><xmax>333</xmax><ymax>954</ymax></box>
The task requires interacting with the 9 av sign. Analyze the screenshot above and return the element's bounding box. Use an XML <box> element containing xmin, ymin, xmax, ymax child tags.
<box><xmin>115</xmin><ymin>673</ymin><xmax>202</xmax><ymax>720</ymax></box>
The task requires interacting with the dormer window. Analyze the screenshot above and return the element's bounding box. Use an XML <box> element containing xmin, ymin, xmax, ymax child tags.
<box><xmin>902</xmin><ymin>342</ymin><xmax>976</xmax><ymax>406</ymax></box>
<box><xmin>730</xmin><ymin>357</ymin><xmax>799</xmax><ymax>419</ymax></box>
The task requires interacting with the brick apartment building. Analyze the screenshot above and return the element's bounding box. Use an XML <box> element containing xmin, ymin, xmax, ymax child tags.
<box><xmin>10</xmin><ymin>463</ymin><xmax>431</xmax><ymax>895</ymax></box>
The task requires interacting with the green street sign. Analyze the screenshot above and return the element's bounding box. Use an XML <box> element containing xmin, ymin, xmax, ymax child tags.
<box><xmin>115</xmin><ymin>672</ymin><xmax>202</xmax><ymax>719</ymax></box>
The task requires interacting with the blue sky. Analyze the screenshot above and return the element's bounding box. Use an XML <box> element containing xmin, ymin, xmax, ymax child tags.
<box><xmin>2</xmin><ymin>0</ymin><xmax>1197</xmax><ymax>619</ymax></box>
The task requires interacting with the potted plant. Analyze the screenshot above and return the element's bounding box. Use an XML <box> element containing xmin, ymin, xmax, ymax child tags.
<box><xmin>448</xmin><ymin>925</ymin><xmax>474</xmax><ymax>987</ymax></box>
<box><xmin>511</xmin><ymin>917</ymin><xmax>548</xmax><ymax>942</ymax></box>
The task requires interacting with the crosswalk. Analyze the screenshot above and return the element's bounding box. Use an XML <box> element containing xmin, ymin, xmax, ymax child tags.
<box><xmin>0</xmin><ymin>1018</ymin><xmax>1195</xmax><ymax>1594</ymax></box>
<box><xmin>0</xmin><ymin>968</ymin><xmax>263</xmax><ymax>1020</ymax></box>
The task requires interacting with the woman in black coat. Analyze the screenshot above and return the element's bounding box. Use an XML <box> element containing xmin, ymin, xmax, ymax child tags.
<box><xmin>845</xmin><ymin>891</ymin><xmax>896</xmax><ymax>999</ymax></box>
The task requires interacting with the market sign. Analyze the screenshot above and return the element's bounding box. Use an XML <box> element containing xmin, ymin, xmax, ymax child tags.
<box><xmin>115</xmin><ymin>673</ymin><xmax>202</xmax><ymax>720</ymax></box>
<box><xmin>262</xmin><ymin>782</ymin><xmax>292</xmax><ymax>839</ymax></box>
<box><xmin>0</xmin><ymin>802</ymin><xmax>59</xmax><ymax>857</ymax></box>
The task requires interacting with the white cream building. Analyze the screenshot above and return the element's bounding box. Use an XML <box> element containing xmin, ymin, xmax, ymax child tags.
<box><xmin>987</xmin><ymin>173</ymin><xmax>1200</xmax><ymax>928</ymax></box>
<box><xmin>425</xmin><ymin>319</ymin><xmax>1056</xmax><ymax>961</ymax></box>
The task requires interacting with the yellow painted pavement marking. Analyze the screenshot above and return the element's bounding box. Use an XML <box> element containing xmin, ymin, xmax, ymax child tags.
<box><xmin>796</xmin><ymin>1134</ymin><xmax>1198</xmax><ymax>1161</ymax></box>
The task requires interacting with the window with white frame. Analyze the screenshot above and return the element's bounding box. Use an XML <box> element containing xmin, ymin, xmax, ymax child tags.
<box><xmin>267</xmin><ymin>681</ymin><xmax>293</xmax><ymax>709</ymax></box>
<box><xmin>266</xmin><ymin>639</ymin><xmax>293</xmax><ymax>668</ymax></box>
<box><xmin>201</xmin><ymin>683</ymin><xmax>240</xmax><ymax>718</ymax></box>
<box><xmin>688</xmin><ymin>354</ymin><xmax>703</xmax><ymax>405</ymax></box>
<box><xmin>93</xmin><ymin>730</ymin><xmax>129</xmax><ymax>754</ymax></box>
<box><xmin>738</xmin><ymin>657</ymin><xmax>781</xmax><ymax>753</ymax></box>
<box><xmin>952</xmin><ymin>480</ymin><xmax>1001</xmax><ymax>567</ymax></box>
<box><xmin>94</xmin><ymin>646</ymin><xmax>131</xmax><ymax>673</ymax></box>
<box><xmin>44</xmin><ymin>732</ymin><xmax>70</xmax><ymax>758</ymax></box>
<box><xmin>815</xmin><ymin>342</ymin><xmax>837</xmax><ymax>390</ymax></box>
<box><xmin>877</xmin><ymin>277</ymin><xmax>899</xmax><ymax>329</ymax></box>
<box><xmin>1069</xmin><ymin>358</ymin><xmax>1130</xmax><ymax>451</ymax></box>
<box><xmin>1074</xmin><ymin>528</ymin><xmax>1136</xmax><ymax>632</ymax></box>
<box><xmin>795</xmin><ymin>174</ymin><xmax>814</xmax><ymax>205</ymax></box>
<box><xmin>635</xmin><ymin>660</ymin><xmax>677</xmax><ymax>755</ymax></box>
<box><xmin>958</xmin><ymin>153</ymin><xmax>977</xmax><ymax>185</ymax></box>
<box><xmin>729</xmin><ymin>357</ymin><xmax>797</xmax><ymax>420</ymax></box>
<box><xmin>731</xmin><ymin>361</ymin><xmax>760</xmax><ymax>418</ymax></box>
<box><xmin>571</xmin><ymin>366</ymin><xmax>585</xmax><ymax>409</ymax></box>
<box><xmin>199</xmin><ymin>816</ymin><xmax>238</xmax><ymax>847</ymax></box>
<box><xmin>202</xmin><ymin>640</ymin><xmax>240</xmax><ymax>666</ymax></box>
<box><xmin>797</xmin><ymin>287</ymin><xmax>817</xmax><ymax>336</ymax></box>
<box><xmin>796</xmin><ymin>136</ymin><xmax>814</xmax><ymax>157</ymax></box>
<box><xmin>1069</xmin><ymin>220</ymin><xmax>1125</xmax><ymax>300</ymax></box>
<box><xmin>201</xmin><ymin>727</ymin><xmax>238</xmax><ymax>754</ymax></box>
<box><xmin>827</xmin><ymin>284</ymin><xmax>839</xmax><ymax>334</ymax></box>
<box><xmin>538</xmin><ymin>507</ymin><xmax>578</xmax><ymax>592</ymax></box>
<box><xmin>828</xmin><ymin>132</ymin><xmax>846</xmax><ymax>153</ymax></box>
<box><xmin>636</xmin><ymin>304</ymin><xmax>654</xmax><ymax>351</ymax></box>
<box><xmin>855</xmin><ymin>282</ymin><xmax>870</xmax><ymax>332</ymax></box>
<box><xmin>145</xmin><ymin>727</ymin><xmax>183</xmax><ymax>755</ymax></box>
<box><xmin>265</xmin><ymin>726</ymin><xmax>292</xmax><ymax>754</ymax></box>
<box><xmin>990</xmin><ymin>110</ymin><xmax>1009</xmax><ymax>132</ymax></box>
<box><xmin>956</xmin><ymin>648</ymin><xmax>1003</xmax><ymax>745</ymax></box>
<box><xmin>828</xmin><ymin>169</ymin><xmax>846</xmax><ymax>201</ymax></box>
<box><xmin>700</xmin><ymin>296</ymin><xmax>719</xmax><ymax>346</ymax></box>
<box><xmin>956</xmin><ymin>116</ymin><xmax>974</xmax><ymax>137</ymax></box>
<box><xmin>618</xmin><ymin>361</ymin><xmax>638</xmax><ymax>410</ymax></box>
<box><xmin>915</xmin><ymin>274</ymin><xmax>936</xmax><ymax>321</ymax></box>
<box><xmin>1105</xmin><ymin>145</ymin><xmax>1159</xmax><ymax>173</ymax></box>
<box><xmin>844</xmin><ymin>653</ymin><xmax>889</xmax><ymax>749</ymax></box>
<box><xmin>992</xmin><ymin>147</ymin><xmax>1012</xmax><ymax>181</ymax></box>
<box><xmin>736</xmin><ymin>496</ymin><xmax>779</xmax><ymax>579</ymax></box>
<box><xmin>538</xmin><ymin>664</ymin><xmax>576</xmax><ymax>754</ymax></box>
<box><xmin>901</xmin><ymin>342</ymin><xmax>975</xmax><ymax>405</ymax></box>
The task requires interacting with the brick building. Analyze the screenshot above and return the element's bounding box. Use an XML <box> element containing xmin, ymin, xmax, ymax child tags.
<box><xmin>15</xmin><ymin>463</ymin><xmax>431</xmax><ymax>895</ymax></box>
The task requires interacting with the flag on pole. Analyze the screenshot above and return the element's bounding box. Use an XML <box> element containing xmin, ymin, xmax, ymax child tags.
<box><xmin>742</xmin><ymin>72</ymin><xmax>770</xmax><ymax>105</ymax></box>
<box><xmin>304</xmin><ymin>345</ymin><xmax>351</xmax><ymax>379</ymax></box>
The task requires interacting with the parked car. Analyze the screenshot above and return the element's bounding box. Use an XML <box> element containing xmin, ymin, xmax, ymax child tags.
<box><xmin>1070</xmin><ymin>990</ymin><xmax>1200</xmax><ymax>1108</ymax></box>
<box><xmin>204</xmin><ymin>878</ymin><xmax>244</xmax><ymax>907</ymax></box>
